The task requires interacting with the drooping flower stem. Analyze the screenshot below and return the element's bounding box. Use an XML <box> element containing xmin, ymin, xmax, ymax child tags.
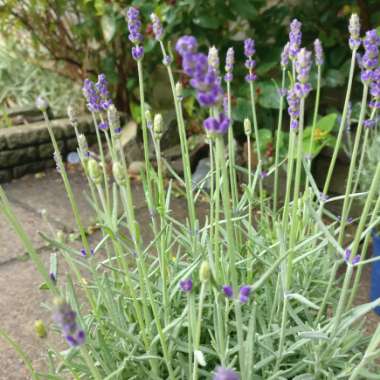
<box><xmin>321</xmin><ymin>48</ymin><xmax>358</xmax><ymax>198</ymax></box>
<box><xmin>273</xmin><ymin>68</ymin><xmax>286</xmax><ymax>213</ymax></box>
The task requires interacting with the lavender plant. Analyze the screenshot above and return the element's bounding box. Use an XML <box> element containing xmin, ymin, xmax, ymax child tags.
<box><xmin>1</xmin><ymin>11</ymin><xmax>380</xmax><ymax>380</ymax></box>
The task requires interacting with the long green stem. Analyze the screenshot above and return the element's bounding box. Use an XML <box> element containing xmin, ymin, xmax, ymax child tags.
<box><xmin>273</xmin><ymin>69</ymin><xmax>286</xmax><ymax>213</ymax></box>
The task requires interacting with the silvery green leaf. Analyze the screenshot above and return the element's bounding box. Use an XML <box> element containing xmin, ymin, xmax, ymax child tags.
<box><xmin>286</xmin><ymin>293</ymin><xmax>320</xmax><ymax>310</ymax></box>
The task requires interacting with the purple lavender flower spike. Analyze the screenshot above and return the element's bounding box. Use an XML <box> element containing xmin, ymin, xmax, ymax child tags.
<box><xmin>180</xmin><ymin>279</ymin><xmax>193</xmax><ymax>292</ymax></box>
<box><xmin>314</xmin><ymin>39</ymin><xmax>324</xmax><ymax>66</ymax></box>
<box><xmin>288</xmin><ymin>19</ymin><xmax>302</xmax><ymax>60</ymax></box>
<box><xmin>53</xmin><ymin>300</ymin><xmax>85</xmax><ymax>347</ymax></box>
<box><xmin>360</xmin><ymin>29</ymin><xmax>380</xmax><ymax>84</ymax></box>
<box><xmin>224</xmin><ymin>47</ymin><xmax>234</xmax><ymax>82</ymax></box>
<box><xmin>150</xmin><ymin>13</ymin><xmax>163</xmax><ymax>41</ymax></box>
<box><xmin>294</xmin><ymin>48</ymin><xmax>312</xmax><ymax>97</ymax></box>
<box><xmin>364</xmin><ymin>119</ymin><xmax>375</xmax><ymax>128</ymax></box>
<box><xmin>175</xmin><ymin>35</ymin><xmax>198</xmax><ymax>56</ymax></box>
<box><xmin>127</xmin><ymin>7</ymin><xmax>143</xmax><ymax>44</ymax></box>
<box><xmin>213</xmin><ymin>366</ymin><xmax>240</xmax><ymax>380</ymax></box>
<box><xmin>244</xmin><ymin>38</ymin><xmax>257</xmax><ymax>83</ymax></box>
<box><xmin>83</xmin><ymin>75</ymin><xmax>112</xmax><ymax>112</ymax></box>
<box><xmin>281</xmin><ymin>42</ymin><xmax>290</xmax><ymax>68</ymax></box>
<box><xmin>287</xmin><ymin>87</ymin><xmax>301</xmax><ymax>129</ymax></box>
<box><xmin>370</xmin><ymin>68</ymin><xmax>380</xmax><ymax>109</ymax></box>
<box><xmin>348</xmin><ymin>14</ymin><xmax>361</xmax><ymax>50</ymax></box>
<box><xmin>80</xmin><ymin>248</ymin><xmax>94</xmax><ymax>257</ymax></box>
<box><xmin>352</xmin><ymin>255</ymin><xmax>361</xmax><ymax>265</ymax></box>
<box><xmin>239</xmin><ymin>285</ymin><xmax>251</xmax><ymax>303</ymax></box>
<box><xmin>222</xmin><ymin>285</ymin><xmax>233</xmax><ymax>298</ymax></box>
<box><xmin>98</xmin><ymin>121</ymin><xmax>109</xmax><ymax>130</ymax></box>
<box><xmin>203</xmin><ymin>113</ymin><xmax>230</xmax><ymax>134</ymax></box>
<box><xmin>244</xmin><ymin>38</ymin><xmax>255</xmax><ymax>58</ymax></box>
<box><xmin>132</xmin><ymin>45</ymin><xmax>144</xmax><ymax>61</ymax></box>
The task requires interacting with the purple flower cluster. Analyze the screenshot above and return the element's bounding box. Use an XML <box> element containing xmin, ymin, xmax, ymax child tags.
<box><xmin>222</xmin><ymin>285</ymin><xmax>251</xmax><ymax>303</ymax></box>
<box><xmin>80</xmin><ymin>247</ymin><xmax>95</xmax><ymax>257</ymax></box>
<box><xmin>127</xmin><ymin>7</ymin><xmax>144</xmax><ymax>60</ymax></box>
<box><xmin>344</xmin><ymin>249</ymin><xmax>360</xmax><ymax>266</ymax></box>
<box><xmin>150</xmin><ymin>13</ymin><xmax>163</xmax><ymax>40</ymax></box>
<box><xmin>203</xmin><ymin>112</ymin><xmax>230</xmax><ymax>134</ymax></box>
<box><xmin>360</xmin><ymin>30</ymin><xmax>380</xmax><ymax>83</ymax></box>
<box><xmin>176</xmin><ymin>35</ymin><xmax>223</xmax><ymax>108</ymax></box>
<box><xmin>213</xmin><ymin>366</ymin><xmax>240</xmax><ymax>380</ymax></box>
<box><xmin>244</xmin><ymin>38</ymin><xmax>257</xmax><ymax>82</ymax></box>
<box><xmin>314</xmin><ymin>39</ymin><xmax>324</xmax><ymax>66</ymax></box>
<box><xmin>287</xmin><ymin>87</ymin><xmax>301</xmax><ymax>129</ymax></box>
<box><xmin>54</xmin><ymin>300</ymin><xmax>85</xmax><ymax>347</ymax></box>
<box><xmin>294</xmin><ymin>48</ymin><xmax>312</xmax><ymax>97</ymax></box>
<box><xmin>82</xmin><ymin>74</ymin><xmax>112</xmax><ymax>113</ymax></box>
<box><xmin>224</xmin><ymin>47</ymin><xmax>234</xmax><ymax>82</ymax></box>
<box><xmin>348</xmin><ymin>14</ymin><xmax>361</xmax><ymax>50</ymax></box>
<box><xmin>281</xmin><ymin>42</ymin><xmax>290</xmax><ymax>68</ymax></box>
<box><xmin>288</xmin><ymin>19</ymin><xmax>302</xmax><ymax>60</ymax></box>
<box><xmin>179</xmin><ymin>278</ymin><xmax>193</xmax><ymax>292</ymax></box>
<box><xmin>127</xmin><ymin>7</ymin><xmax>143</xmax><ymax>44</ymax></box>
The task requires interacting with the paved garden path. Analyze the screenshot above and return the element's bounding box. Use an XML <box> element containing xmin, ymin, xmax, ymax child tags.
<box><xmin>0</xmin><ymin>170</ymin><xmax>378</xmax><ymax>380</ymax></box>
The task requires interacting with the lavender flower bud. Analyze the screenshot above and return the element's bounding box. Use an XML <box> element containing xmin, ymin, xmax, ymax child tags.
<box><xmin>208</xmin><ymin>46</ymin><xmax>219</xmax><ymax>72</ymax></box>
<box><xmin>53</xmin><ymin>298</ymin><xmax>85</xmax><ymax>347</ymax></box>
<box><xmin>348</xmin><ymin>14</ymin><xmax>361</xmax><ymax>50</ymax></box>
<box><xmin>175</xmin><ymin>82</ymin><xmax>183</xmax><ymax>98</ymax></box>
<box><xmin>67</xmin><ymin>104</ymin><xmax>79</xmax><ymax>126</ymax></box>
<box><xmin>314</xmin><ymin>39</ymin><xmax>324</xmax><ymax>66</ymax></box>
<box><xmin>244</xmin><ymin>38</ymin><xmax>255</xmax><ymax>58</ymax></box>
<box><xmin>113</xmin><ymin>161</ymin><xmax>127</xmax><ymax>186</ymax></box>
<box><xmin>153</xmin><ymin>113</ymin><xmax>163</xmax><ymax>139</ymax></box>
<box><xmin>289</xmin><ymin>19</ymin><xmax>302</xmax><ymax>60</ymax></box>
<box><xmin>244</xmin><ymin>118</ymin><xmax>252</xmax><ymax>135</ymax></box>
<box><xmin>199</xmin><ymin>261</ymin><xmax>210</xmax><ymax>282</ymax></box>
<box><xmin>203</xmin><ymin>113</ymin><xmax>230</xmax><ymax>135</ymax></box>
<box><xmin>150</xmin><ymin>13</ymin><xmax>163</xmax><ymax>40</ymax></box>
<box><xmin>145</xmin><ymin>110</ymin><xmax>152</xmax><ymax>128</ymax></box>
<box><xmin>287</xmin><ymin>87</ymin><xmax>301</xmax><ymax>129</ymax></box>
<box><xmin>224</xmin><ymin>47</ymin><xmax>234</xmax><ymax>82</ymax></box>
<box><xmin>35</xmin><ymin>96</ymin><xmax>48</xmax><ymax>111</ymax></box>
<box><xmin>132</xmin><ymin>45</ymin><xmax>144</xmax><ymax>61</ymax></box>
<box><xmin>34</xmin><ymin>320</ymin><xmax>47</xmax><ymax>338</ymax></box>
<box><xmin>281</xmin><ymin>42</ymin><xmax>290</xmax><ymax>68</ymax></box>
<box><xmin>239</xmin><ymin>285</ymin><xmax>251</xmax><ymax>303</ymax></box>
<box><xmin>88</xmin><ymin>158</ymin><xmax>102</xmax><ymax>185</ymax></box>
<box><xmin>213</xmin><ymin>366</ymin><xmax>240</xmax><ymax>380</ymax></box>
<box><xmin>77</xmin><ymin>134</ymin><xmax>89</xmax><ymax>159</ymax></box>
<box><xmin>180</xmin><ymin>279</ymin><xmax>193</xmax><ymax>292</ymax></box>
<box><xmin>107</xmin><ymin>105</ymin><xmax>121</xmax><ymax>133</ymax></box>
<box><xmin>222</xmin><ymin>285</ymin><xmax>233</xmax><ymax>298</ymax></box>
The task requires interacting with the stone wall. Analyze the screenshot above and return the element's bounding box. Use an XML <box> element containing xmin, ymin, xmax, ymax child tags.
<box><xmin>0</xmin><ymin>116</ymin><xmax>96</xmax><ymax>183</ymax></box>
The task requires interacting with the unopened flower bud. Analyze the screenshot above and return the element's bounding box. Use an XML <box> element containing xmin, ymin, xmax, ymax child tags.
<box><xmin>199</xmin><ymin>261</ymin><xmax>210</xmax><ymax>282</ymax></box>
<box><xmin>145</xmin><ymin>109</ymin><xmax>152</xmax><ymax>128</ymax></box>
<box><xmin>77</xmin><ymin>134</ymin><xmax>89</xmax><ymax>159</ymax></box>
<box><xmin>208</xmin><ymin>46</ymin><xmax>219</xmax><ymax>72</ymax></box>
<box><xmin>35</xmin><ymin>96</ymin><xmax>48</xmax><ymax>111</ymax></box>
<box><xmin>112</xmin><ymin>161</ymin><xmax>127</xmax><ymax>186</ymax></box>
<box><xmin>175</xmin><ymin>82</ymin><xmax>183</xmax><ymax>98</ymax></box>
<box><xmin>88</xmin><ymin>158</ymin><xmax>102</xmax><ymax>185</ymax></box>
<box><xmin>244</xmin><ymin>118</ymin><xmax>252</xmax><ymax>135</ymax></box>
<box><xmin>34</xmin><ymin>320</ymin><xmax>47</xmax><ymax>339</ymax></box>
<box><xmin>67</xmin><ymin>104</ymin><xmax>79</xmax><ymax>126</ymax></box>
<box><xmin>153</xmin><ymin>113</ymin><xmax>163</xmax><ymax>139</ymax></box>
<box><xmin>107</xmin><ymin>104</ymin><xmax>120</xmax><ymax>132</ymax></box>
